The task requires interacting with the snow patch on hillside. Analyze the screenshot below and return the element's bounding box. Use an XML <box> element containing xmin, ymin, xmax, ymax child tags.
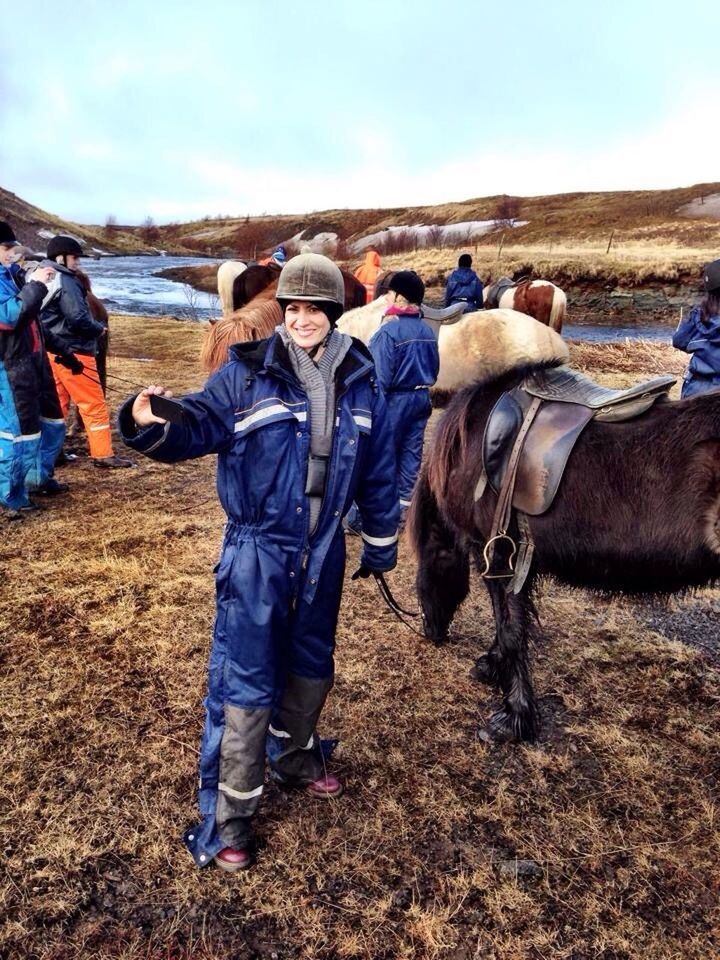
<box><xmin>351</xmin><ymin>220</ymin><xmax>526</xmax><ymax>253</ymax></box>
<box><xmin>677</xmin><ymin>194</ymin><xmax>720</xmax><ymax>219</ymax></box>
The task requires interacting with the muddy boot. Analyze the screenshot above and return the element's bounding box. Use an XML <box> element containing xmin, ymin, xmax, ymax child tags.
<box><xmin>93</xmin><ymin>455</ymin><xmax>134</xmax><ymax>469</ymax></box>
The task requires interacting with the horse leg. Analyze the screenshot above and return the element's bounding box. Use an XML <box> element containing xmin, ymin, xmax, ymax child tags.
<box><xmin>470</xmin><ymin>580</ymin><xmax>503</xmax><ymax>688</ymax></box>
<box><xmin>480</xmin><ymin>579</ymin><xmax>539</xmax><ymax>742</ymax></box>
<box><xmin>413</xmin><ymin>480</ymin><xmax>470</xmax><ymax>645</ymax></box>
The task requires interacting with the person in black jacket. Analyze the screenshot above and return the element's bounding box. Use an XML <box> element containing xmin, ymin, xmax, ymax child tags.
<box><xmin>41</xmin><ymin>236</ymin><xmax>131</xmax><ymax>468</ymax></box>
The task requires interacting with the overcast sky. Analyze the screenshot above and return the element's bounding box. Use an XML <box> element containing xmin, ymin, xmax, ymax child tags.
<box><xmin>1</xmin><ymin>0</ymin><xmax>718</xmax><ymax>225</ymax></box>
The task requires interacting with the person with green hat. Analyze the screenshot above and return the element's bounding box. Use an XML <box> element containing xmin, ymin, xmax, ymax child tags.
<box><xmin>118</xmin><ymin>252</ymin><xmax>399</xmax><ymax>871</ymax></box>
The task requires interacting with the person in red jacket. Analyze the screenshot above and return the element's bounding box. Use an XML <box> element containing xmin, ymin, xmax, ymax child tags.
<box><xmin>354</xmin><ymin>250</ymin><xmax>382</xmax><ymax>303</ymax></box>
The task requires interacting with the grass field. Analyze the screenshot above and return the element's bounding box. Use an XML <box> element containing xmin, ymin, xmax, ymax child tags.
<box><xmin>1</xmin><ymin>316</ymin><xmax>718</xmax><ymax>960</ymax></box>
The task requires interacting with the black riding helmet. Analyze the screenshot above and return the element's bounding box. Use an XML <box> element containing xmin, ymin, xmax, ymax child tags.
<box><xmin>703</xmin><ymin>259</ymin><xmax>720</xmax><ymax>294</ymax></box>
<box><xmin>47</xmin><ymin>235</ymin><xmax>84</xmax><ymax>260</ymax></box>
<box><xmin>0</xmin><ymin>221</ymin><xmax>20</xmax><ymax>246</ymax></box>
<box><xmin>388</xmin><ymin>270</ymin><xmax>425</xmax><ymax>306</ymax></box>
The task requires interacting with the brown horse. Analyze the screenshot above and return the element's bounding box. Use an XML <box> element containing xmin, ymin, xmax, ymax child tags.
<box><xmin>484</xmin><ymin>278</ymin><xmax>566</xmax><ymax>332</ymax></box>
<box><xmin>76</xmin><ymin>269</ymin><xmax>109</xmax><ymax>390</ymax></box>
<box><xmin>200</xmin><ymin>287</ymin><xmax>283</xmax><ymax>373</ymax></box>
<box><xmin>232</xmin><ymin>265</ymin><xmax>366</xmax><ymax>312</ymax></box>
<box><xmin>407</xmin><ymin>362</ymin><xmax>720</xmax><ymax>741</ymax></box>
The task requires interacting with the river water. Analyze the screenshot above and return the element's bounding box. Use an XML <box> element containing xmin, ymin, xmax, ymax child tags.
<box><xmin>81</xmin><ymin>255</ymin><xmax>221</xmax><ymax>321</ymax></box>
<box><xmin>81</xmin><ymin>256</ymin><xmax>676</xmax><ymax>343</ymax></box>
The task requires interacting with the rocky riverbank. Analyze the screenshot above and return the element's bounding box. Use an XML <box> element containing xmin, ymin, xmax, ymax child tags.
<box><xmin>159</xmin><ymin>261</ymin><xmax>701</xmax><ymax>325</ymax></box>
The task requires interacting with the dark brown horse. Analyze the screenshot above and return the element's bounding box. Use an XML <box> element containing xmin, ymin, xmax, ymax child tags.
<box><xmin>76</xmin><ymin>269</ymin><xmax>109</xmax><ymax>390</ymax></box>
<box><xmin>232</xmin><ymin>264</ymin><xmax>367</xmax><ymax>312</ymax></box>
<box><xmin>407</xmin><ymin>363</ymin><xmax>720</xmax><ymax>741</ymax></box>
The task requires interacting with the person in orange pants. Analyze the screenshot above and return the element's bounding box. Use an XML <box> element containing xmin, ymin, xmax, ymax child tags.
<box><xmin>51</xmin><ymin>352</ymin><xmax>114</xmax><ymax>458</ymax></box>
<box><xmin>40</xmin><ymin>236</ymin><xmax>132</xmax><ymax>468</ymax></box>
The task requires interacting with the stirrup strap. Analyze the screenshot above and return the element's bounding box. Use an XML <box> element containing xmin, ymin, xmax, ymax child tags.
<box><xmin>481</xmin><ymin>395</ymin><xmax>542</xmax><ymax>579</ymax></box>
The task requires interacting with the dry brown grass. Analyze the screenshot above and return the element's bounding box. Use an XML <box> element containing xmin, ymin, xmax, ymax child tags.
<box><xmin>1</xmin><ymin>319</ymin><xmax>719</xmax><ymax>960</ymax></box>
<box><xmin>375</xmin><ymin>243</ymin><xmax>717</xmax><ymax>292</ymax></box>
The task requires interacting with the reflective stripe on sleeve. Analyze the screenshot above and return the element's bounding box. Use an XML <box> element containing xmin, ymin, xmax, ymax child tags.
<box><xmin>361</xmin><ymin>530</ymin><xmax>399</xmax><ymax>547</ymax></box>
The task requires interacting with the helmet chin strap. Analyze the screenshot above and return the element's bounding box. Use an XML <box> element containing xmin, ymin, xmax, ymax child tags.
<box><xmin>307</xmin><ymin>329</ymin><xmax>332</xmax><ymax>360</ymax></box>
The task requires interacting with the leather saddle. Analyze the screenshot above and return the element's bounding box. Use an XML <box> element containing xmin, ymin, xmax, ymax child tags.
<box><xmin>477</xmin><ymin>365</ymin><xmax>676</xmax><ymax>587</ymax></box>
<box><xmin>484</xmin><ymin>277</ymin><xmax>517</xmax><ymax>309</ymax></box>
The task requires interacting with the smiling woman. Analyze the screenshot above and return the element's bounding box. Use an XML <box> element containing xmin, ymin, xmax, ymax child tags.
<box><xmin>117</xmin><ymin>252</ymin><xmax>401</xmax><ymax>872</ymax></box>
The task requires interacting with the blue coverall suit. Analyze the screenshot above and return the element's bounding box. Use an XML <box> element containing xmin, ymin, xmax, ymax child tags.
<box><xmin>119</xmin><ymin>333</ymin><xmax>399</xmax><ymax>865</ymax></box>
<box><xmin>368</xmin><ymin>312</ymin><xmax>440</xmax><ymax>515</ymax></box>
<box><xmin>0</xmin><ymin>264</ymin><xmax>65</xmax><ymax>508</ymax></box>
<box><xmin>444</xmin><ymin>267</ymin><xmax>484</xmax><ymax>313</ymax></box>
<box><xmin>672</xmin><ymin>305</ymin><xmax>720</xmax><ymax>398</ymax></box>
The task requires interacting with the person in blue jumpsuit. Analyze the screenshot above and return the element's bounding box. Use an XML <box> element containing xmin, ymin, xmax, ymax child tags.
<box><xmin>119</xmin><ymin>253</ymin><xmax>399</xmax><ymax>871</ymax></box>
<box><xmin>673</xmin><ymin>258</ymin><xmax>720</xmax><ymax>397</ymax></box>
<box><xmin>348</xmin><ymin>271</ymin><xmax>439</xmax><ymax>531</ymax></box>
<box><xmin>444</xmin><ymin>253</ymin><xmax>484</xmax><ymax>313</ymax></box>
<box><xmin>0</xmin><ymin>220</ymin><xmax>67</xmax><ymax>517</ymax></box>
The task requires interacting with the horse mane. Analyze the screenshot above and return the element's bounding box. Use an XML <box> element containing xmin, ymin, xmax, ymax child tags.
<box><xmin>75</xmin><ymin>268</ymin><xmax>109</xmax><ymax>326</ymax></box>
<box><xmin>200</xmin><ymin>286</ymin><xmax>282</xmax><ymax>373</ymax></box>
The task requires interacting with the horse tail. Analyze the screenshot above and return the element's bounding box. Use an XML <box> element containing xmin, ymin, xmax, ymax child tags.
<box><xmin>548</xmin><ymin>285</ymin><xmax>566</xmax><ymax>332</ymax></box>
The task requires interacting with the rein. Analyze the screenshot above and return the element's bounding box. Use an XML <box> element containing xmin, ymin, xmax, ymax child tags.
<box><xmin>371</xmin><ymin>571</ymin><xmax>427</xmax><ymax>638</ymax></box>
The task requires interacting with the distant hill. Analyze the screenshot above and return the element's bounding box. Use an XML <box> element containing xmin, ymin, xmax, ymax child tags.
<box><xmin>0</xmin><ymin>187</ymin><xmax>196</xmax><ymax>257</ymax></box>
<box><xmin>3</xmin><ymin>182</ymin><xmax>720</xmax><ymax>260</ymax></box>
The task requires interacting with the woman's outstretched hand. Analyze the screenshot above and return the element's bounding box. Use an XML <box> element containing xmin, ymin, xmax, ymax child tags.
<box><xmin>132</xmin><ymin>385</ymin><xmax>173</xmax><ymax>427</ymax></box>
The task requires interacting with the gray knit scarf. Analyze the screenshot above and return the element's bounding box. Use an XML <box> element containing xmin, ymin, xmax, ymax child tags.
<box><xmin>276</xmin><ymin>324</ymin><xmax>352</xmax><ymax>532</ymax></box>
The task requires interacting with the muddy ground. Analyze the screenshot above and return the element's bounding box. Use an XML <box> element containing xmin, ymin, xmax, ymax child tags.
<box><xmin>0</xmin><ymin>319</ymin><xmax>718</xmax><ymax>960</ymax></box>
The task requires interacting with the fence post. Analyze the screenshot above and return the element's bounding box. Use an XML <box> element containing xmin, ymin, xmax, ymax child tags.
<box><xmin>497</xmin><ymin>232</ymin><xmax>506</xmax><ymax>260</ymax></box>
<box><xmin>606</xmin><ymin>231</ymin><xmax>614</xmax><ymax>255</ymax></box>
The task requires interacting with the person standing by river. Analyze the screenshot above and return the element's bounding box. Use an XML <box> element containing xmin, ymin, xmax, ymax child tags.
<box><xmin>119</xmin><ymin>252</ymin><xmax>399</xmax><ymax>871</ymax></box>
<box><xmin>673</xmin><ymin>258</ymin><xmax>720</xmax><ymax>397</ymax></box>
<box><xmin>0</xmin><ymin>220</ymin><xmax>67</xmax><ymax>516</ymax></box>
<box><xmin>41</xmin><ymin>236</ymin><xmax>132</xmax><ymax>468</ymax></box>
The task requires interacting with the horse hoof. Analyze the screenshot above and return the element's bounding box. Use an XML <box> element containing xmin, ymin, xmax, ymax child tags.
<box><xmin>425</xmin><ymin>631</ymin><xmax>448</xmax><ymax>646</ymax></box>
<box><xmin>470</xmin><ymin>655</ymin><xmax>498</xmax><ymax>686</ymax></box>
<box><xmin>486</xmin><ymin>710</ymin><xmax>521</xmax><ymax>743</ymax></box>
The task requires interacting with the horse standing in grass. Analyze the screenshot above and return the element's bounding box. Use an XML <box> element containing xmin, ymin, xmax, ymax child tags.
<box><xmin>484</xmin><ymin>277</ymin><xmax>567</xmax><ymax>332</ymax></box>
<box><xmin>407</xmin><ymin>362</ymin><xmax>720</xmax><ymax>741</ymax></box>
